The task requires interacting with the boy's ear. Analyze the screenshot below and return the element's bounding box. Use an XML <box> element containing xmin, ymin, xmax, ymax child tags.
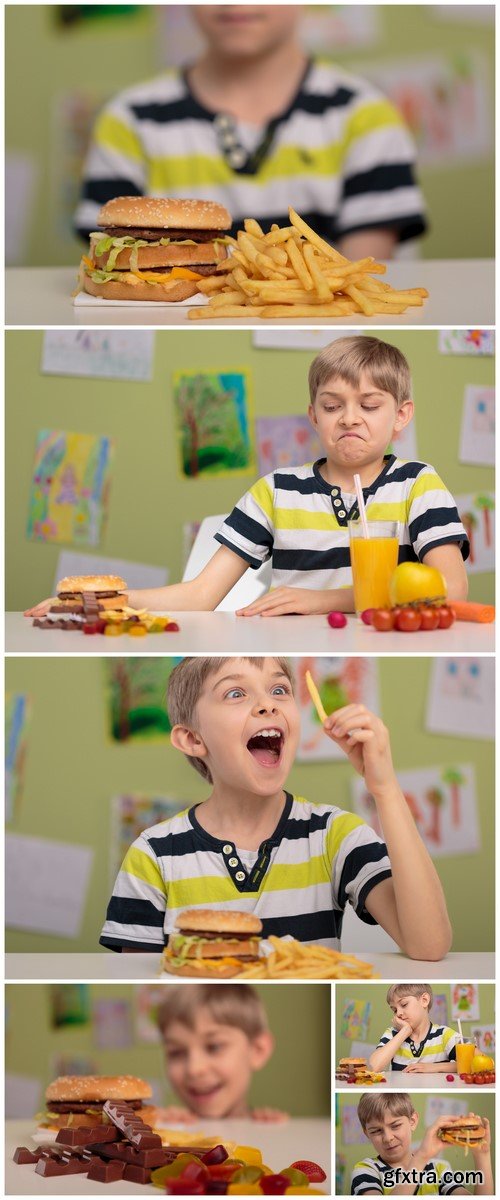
<box><xmin>249</xmin><ymin>1031</ymin><xmax>275</xmax><ymax>1072</ymax></box>
<box><xmin>393</xmin><ymin>398</ymin><xmax>414</xmax><ymax>433</ymax></box>
<box><xmin>410</xmin><ymin>1110</ymin><xmax>419</xmax><ymax>1133</ymax></box>
<box><xmin>308</xmin><ymin>402</ymin><xmax>318</xmax><ymax>430</ymax></box>
<box><xmin>170</xmin><ymin>723</ymin><xmax>209</xmax><ymax>764</ymax></box>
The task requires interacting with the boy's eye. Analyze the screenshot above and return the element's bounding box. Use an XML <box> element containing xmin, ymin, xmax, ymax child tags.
<box><xmin>207</xmin><ymin>1042</ymin><xmax>225</xmax><ymax>1053</ymax></box>
<box><xmin>166</xmin><ymin>1048</ymin><xmax>184</xmax><ymax>1061</ymax></box>
<box><xmin>271</xmin><ymin>684</ymin><xmax>290</xmax><ymax>696</ymax></box>
<box><xmin>224</xmin><ymin>688</ymin><xmax>245</xmax><ymax>699</ymax></box>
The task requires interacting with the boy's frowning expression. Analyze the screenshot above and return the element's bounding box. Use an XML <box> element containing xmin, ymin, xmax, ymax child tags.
<box><xmin>163</xmin><ymin>1009</ymin><xmax>272</xmax><ymax>1118</ymax></box>
<box><xmin>390</xmin><ymin>992</ymin><xmax>431</xmax><ymax>1032</ymax></box>
<box><xmin>187</xmin><ymin>658</ymin><xmax>300</xmax><ymax>796</ymax></box>
<box><xmin>363</xmin><ymin>1110</ymin><xmax>418</xmax><ymax>1165</ymax></box>
<box><xmin>309</xmin><ymin>369</ymin><xmax>413</xmax><ymax>473</ymax></box>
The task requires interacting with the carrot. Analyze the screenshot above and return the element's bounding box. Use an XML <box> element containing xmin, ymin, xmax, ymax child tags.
<box><xmin>450</xmin><ymin>601</ymin><xmax>495</xmax><ymax>624</ymax></box>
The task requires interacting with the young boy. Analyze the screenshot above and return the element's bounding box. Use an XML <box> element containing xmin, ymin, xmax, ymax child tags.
<box><xmin>25</xmin><ymin>337</ymin><xmax>469</xmax><ymax>621</ymax></box>
<box><xmin>350</xmin><ymin>1093</ymin><xmax>493</xmax><ymax>1196</ymax></box>
<box><xmin>150</xmin><ymin>983</ymin><xmax>287</xmax><ymax>1123</ymax></box>
<box><xmin>99</xmin><ymin>656</ymin><xmax>452</xmax><ymax>960</ymax></box>
<box><xmin>369</xmin><ymin>985</ymin><xmax>459</xmax><ymax>1074</ymax></box>
<box><xmin>75</xmin><ymin>6</ymin><xmax>426</xmax><ymax>259</ymax></box>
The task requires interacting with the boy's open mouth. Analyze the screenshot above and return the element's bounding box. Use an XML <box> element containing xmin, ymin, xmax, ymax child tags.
<box><xmin>246</xmin><ymin>727</ymin><xmax>284</xmax><ymax>767</ymax></box>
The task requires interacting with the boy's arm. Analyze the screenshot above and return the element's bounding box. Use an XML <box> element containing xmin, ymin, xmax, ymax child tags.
<box><xmin>100</xmin><ymin>839</ymin><xmax>168</xmax><ymax>953</ymax></box>
<box><xmin>422</xmin><ymin>544</ymin><xmax>468</xmax><ymax>602</ymax></box>
<box><xmin>323</xmin><ymin>706</ymin><xmax>452</xmax><ymax>960</ymax></box>
<box><xmin>368</xmin><ymin>1024</ymin><xmax>412</xmax><ymax>1071</ymax></box>
<box><xmin>337</xmin><ymin>228</ymin><xmax>398</xmax><ymax>261</ymax></box>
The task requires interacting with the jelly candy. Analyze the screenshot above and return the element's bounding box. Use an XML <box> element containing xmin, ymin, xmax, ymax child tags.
<box><xmin>104</xmin><ymin>623</ymin><xmax>123</xmax><ymax>636</ymax></box>
<box><xmin>281</xmin><ymin>1169</ymin><xmax>308</xmax><ymax>1186</ymax></box>
<box><xmin>165</xmin><ymin>621</ymin><xmax>180</xmax><ymax>632</ymax></box>
<box><xmin>232</xmin><ymin>1166</ymin><xmax>265</xmax><ymax>1184</ymax></box>
<box><xmin>233</xmin><ymin>1146</ymin><xmax>263</xmax><ymax>1167</ymax></box>
<box><xmin>202</xmin><ymin>1146</ymin><xmax>229</xmax><ymax>1166</ymax></box>
<box><xmin>261</xmin><ymin>1175</ymin><xmax>289</xmax><ymax>1195</ymax></box>
<box><xmin>129</xmin><ymin>624</ymin><xmax>147</xmax><ymax>636</ymax></box>
<box><xmin>228</xmin><ymin>1187</ymin><xmax>263</xmax><ymax>1195</ymax></box>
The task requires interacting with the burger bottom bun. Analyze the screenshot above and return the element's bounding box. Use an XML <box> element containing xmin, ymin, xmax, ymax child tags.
<box><xmin>162</xmin><ymin>960</ymin><xmax>244</xmax><ymax>979</ymax></box>
<box><xmin>82</xmin><ymin>273</ymin><xmax>199</xmax><ymax>304</ymax></box>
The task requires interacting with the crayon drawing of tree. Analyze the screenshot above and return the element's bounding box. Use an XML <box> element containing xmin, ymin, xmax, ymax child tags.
<box><xmin>106</xmin><ymin>660</ymin><xmax>177</xmax><ymax>742</ymax></box>
<box><xmin>475</xmin><ymin>494</ymin><xmax>494</xmax><ymax>547</ymax></box>
<box><xmin>441</xmin><ymin>766</ymin><xmax>466</xmax><ymax>828</ymax></box>
<box><xmin>461</xmin><ymin>511</ymin><xmax>477</xmax><ymax>563</ymax></box>
<box><xmin>424</xmin><ymin>787</ymin><xmax>444</xmax><ymax>844</ymax></box>
<box><xmin>174</xmin><ymin>372</ymin><xmax>253</xmax><ymax>477</ymax></box>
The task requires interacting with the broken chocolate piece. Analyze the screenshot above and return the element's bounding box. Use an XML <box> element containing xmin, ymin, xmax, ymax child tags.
<box><xmin>93</xmin><ymin>1141</ymin><xmax>167</xmax><ymax>1168</ymax></box>
<box><xmin>87</xmin><ymin>1159</ymin><xmax>126</xmax><ymax>1183</ymax></box>
<box><xmin>122</xmin><ymin>1163</ymin><xmax>151</xmax><ymax>1184</ymax></box>
<box><xmin>13</xmin><ymin>1147</ymin><xmax>38</xmax><ymax>1164</ymax></box>
<box><xmin>56</xmin><ymin>1125</ymin><xmax>118</xmax><ymax>1147</ymax></box>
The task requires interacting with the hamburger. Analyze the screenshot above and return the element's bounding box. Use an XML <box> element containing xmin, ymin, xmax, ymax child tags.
<box><xmin>41</xmin><ymin>1075</ymin><xmax>152</xmax><ymax>1130</ymax></box>
<box><xmin>163</xmin><ymin>909</ymin><xmax>263</xmax><ymax>978</ymax></box>
<box><xmin>437</xmin><ymin>1115</ymin><xmax>487</xmax><ymax>1152</ymax></box>
<box><xmin>80</xmin><ymin>196</ymin><xmax>231</xmax><ymax>302</ymax></box>
<box><xmin>33</xmin><ymin>574</ymin><xmax>128</xmax><ymax>631</ymax></box>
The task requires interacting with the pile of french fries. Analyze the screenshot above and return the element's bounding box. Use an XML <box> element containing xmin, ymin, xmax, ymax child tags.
<box><xmin>188</xmin><ymin>207</ymin><xmax>428</xmax><ymax>320</ymax></box>
<box><xmin>237</xmin><ymin>936</ymin><xmax>377</xmax><ymax>979</ymax></box>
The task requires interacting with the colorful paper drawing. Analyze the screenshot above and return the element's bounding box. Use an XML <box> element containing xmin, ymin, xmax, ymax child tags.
<box><xmin>295</xmin><ymin>658</ymin><xmax>379</xmax><ymax>761</ymax></box>
<box><xmin>41</xmin><ymin>331</ymin><xmax>155</xmax><ymax>381</ymax></box>
<box><xmin>438</xmin><ymin>330</ymin><xmax>494</xmax><ymax>356</ymax></box>
<box><xmin>27</xmin><ymin>429</ymin><xmax>113</xmax><ymax>546</ymax></box>
<box><xmin>341</xmin><ymin>1104</ymin><xmax>367</xmax><ymax>1145</ymax></box>
<box><xmin>50</xmin><ymin>985</ymin><xmax>90</xmax><ymax>1029</ymax></box>
<box><xmin>136</xmin><ymin>985</ymin><xmax>169</xmax><ymax>1043</ymax></box>
<box><xmin>111</xmin><ymin>794</ymin><xmax>186</xmax><ymax>883</ymax></box>
<box><xmin>173</xmin><ymin>370</ymin><xmax>255</xmax><ymax>479</ymax></box>
<box><xmin>432</xmin><ymin>993</ymin><xmax>449</xmax><ymax>1028</ymax></box>
<box><xmin>388</xmin><ymin>415</ymin><xmax>417</xmax><ymax>460</ymax></box>
<box><xmin>5</xmin><ymin>694</ymin><xmax>30</xmax><ymax>824</ymax></box>
<box><xmin>5</xmin><ymin>833</ymin><xmax>93</xmax><ymax>937</ymax></box>
<box><xmin>425</xmin><ymin>1096</ymin><xmax>467</xmax><ymax>1125</ymax></box>
<box><xmin>352</xmin><ymin>764</ymin><xmax>480</xmax><ymax>858</ymax></box>
<box><xmin>256</xmin><ymin>416</ymin><xmax>322</xmax><ymax>475</ymax></box>
<box><xmin>341</xmin><ymin>1000</ymin><xmax>372</xmax><ymax>1042</ymax></box>
<box><xmin>92</xmin><ymin>999</ymin><xmax>133</xmax><ymax>1049</ymax></box>
<box><xmin>51</xmin><ymin>1055</ymin><xmax>98</xmax><ymax>1078</ymax></box>
<box><xmin>456</xmin><ymin>492</ymin><xmax>495</xmax><ymax>574</ymax></box>
<box><xmin>451</xmin><ymin>984</ymin><xmax>480</xmax><ymax>1021</ymax></box>
<box><xmin>55</xmin><ymin>551</ymin><xmax>168</xmax><ymax>595</ymax></box>
<box><xmin>105</xmin><ymin>659</ymin><xmax>180</xmax><ymax>742</ymax></box>
<box><xmin>459</xmin><ymin>386</ymin><xmax>495</xmax><ymax>466</ymax></box>
<box><xmin>367</xmin><ymin>52</ymin><xmax>491</xmax><ymax>166</ymax></box>
<box><xmin>470</xmin><ymin>1025</ymin><xmax>495</xmax><ymax>1055</ymax></box>
<box><xmin>252</xmin><ymin>330</ymin><xmax>362</xmax><ymax>351</ymax></box>
<box><xmin>426</xmin><ymin>658</ymin><xmax>494</xmax><ymax>740</ymax></box>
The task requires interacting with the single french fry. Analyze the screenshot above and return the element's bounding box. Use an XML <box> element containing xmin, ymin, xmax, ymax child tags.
<box><xmin>188</xmin><ymin>305</ymin><xmax>265</xmax><ymax>319</ymax></box>
<box><xmin>262</xmin><ymin>225</ymin><xmax>299</xmax><ymax>246</ymax></box>
<box><xmin>302</xmin><ymin>243</ymin><xmax>332</xmax><ymax>301</ymax></box>
<box><xmin>285</xmin><ymin>237</ymin><xmax>314</xmax><ymax>290</ymax></box>
<box><xmin>265</xmin><ymin>245</ymin><xmax>288</xmax><ymax>267</ymax></box>
<box><xmin>197</xmin><ymin>274</ymin><xmax>231</xmax><ymax>293</ymax></box>
<box><xmin>244</xmin><ymin>217</ymin><xmax>264</xmax><ymax>237</ymax></box>
<box><xmin>305</xmin><ymin>670</ymin><xmax>327</xmax><ymax>722</ymax></box>
<box><xmin>209</xmin><ymin>290</ymin><xmax>247</xmax><ymax>306</ymax></box>
<box><xmin>231</xmin><ymin>266</ymin><xmax>254</xmax><ymax>296</ymax></box>
<box><xmin>345</xmin><ymin>282</ymin><xmax>376</xmax><ymax>316</ymax></box>
<box><xmin>264</xmin><ymin>302</ymin><xmax>357</xmax><ymax>318</ymax></box>
<box><xmin>289</xmin><ymin>206</ymin><xmax>347</xmax><ymax>264</ymax></box>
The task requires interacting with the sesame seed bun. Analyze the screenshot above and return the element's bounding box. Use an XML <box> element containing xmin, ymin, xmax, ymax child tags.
<box><xmin>176</xmin><ymin>909</ymin><xmax>263</xmax><ymax>935</ymax></box>
<box><xmin>57</xmin><ymin>575</ymin><xmax>127</xmax><ymax>594</ymax></box>
<box><xmin>97</xmin><ymin>197</ymin><xmax>231</xmax><ymax>231</ymax></box>
<box><xmin>45</xmin><ymin>1075</ymin><xmax>152</xmax><ymax>1103</ymax></box>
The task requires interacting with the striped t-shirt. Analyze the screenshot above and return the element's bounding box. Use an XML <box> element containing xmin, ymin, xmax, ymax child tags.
<box><xmin>215</xmin><ymin>456</ymin><xmax>469</xmax><ymax>591</ymax></box>
<box><xmin>100</xmin><ymin>793</ymin><xmax>391</xmax><ymax>952</ymax></box>
<box><xmin>351</xmin><ymin>1157</ymin><xmax>462</xmax><ymax>1196</ymax></box>
<box><xmin>376</xmin><ymin>1022</ymin><xmax>459</xmax><ymax>1069</ymax></box>
<box><xmin>75</xmin><ymin>60</ymin><xmax>426</xmax><ymax>243</ymax></box>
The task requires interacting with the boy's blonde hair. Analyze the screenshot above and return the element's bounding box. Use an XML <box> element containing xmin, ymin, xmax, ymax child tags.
<box><xmin>386</xmin><ymin>983</ymin><xmax>433</xmax><ymax>1010</ymax></box>
<box><xmin>157</xmin><ymin>983</ymin><xmax>269</xmax><ymax>1040</ymax></box>
<box><xmin>358</xmin><ymin>1092</ymin><xmax>415</xmax><ymax>1131</ymax></box>
<box><xmin>167</xmin><ymin>656</ymin><xmax>294</xmax><ymax>782</ymax></box>
<box><xmin>308</xmin><ymin>335</ymin><xmax>411</xmax><ymax>407</ymax></box>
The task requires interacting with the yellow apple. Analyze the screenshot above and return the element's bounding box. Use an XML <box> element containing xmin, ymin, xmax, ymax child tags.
<box><xmin>471</xmin><ymin>1053</ymin><xmax>495</xmax><ymax>1072</ymax></box>
<box><xmin>389</xmin><ymin>562</ymin><xmax>447</xmax><ymax>606</ymax></box>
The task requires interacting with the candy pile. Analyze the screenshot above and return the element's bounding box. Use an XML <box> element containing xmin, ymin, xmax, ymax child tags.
<box><xmin>14</xmin><ymin>1100</ymin><xmax>326</xmax><ymax>1194</ymax></box>
<box><xmin>84</xmin><ymin>609</ymin><xmax>180</xmax><ymax>637</ymax></box>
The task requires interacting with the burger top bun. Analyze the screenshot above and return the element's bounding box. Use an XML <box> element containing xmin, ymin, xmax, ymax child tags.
<box><xmin>97</xmin><ymin>196</ymin><xmax>231</xmax><ymax>231</ymax></box>
<box><xmin>176</xmin><ymin>909</ymin><xmax>263</xmax><ymax>935</ymax></box>
<box><xmin>57</xmin><ymin>575</ymin><xmax>127</xmax><ymax>593</ymax></box>
<box><xmin>439</xmin><ymin>1116</ymin><xmax>485</xmax><ymax>1130</ymax></box>
<box><xmin>46</xmin><ymin>1075</ymin><xmax>152</xmax><ymax>1103</ymax></box>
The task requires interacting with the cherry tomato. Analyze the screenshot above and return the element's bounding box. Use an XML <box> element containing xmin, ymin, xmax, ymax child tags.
<box><xmin>372</xmin><ymin>609</ymin><xmax>395</xmax><ymax>632</ymax></box>
<box><xmin>475</xmin><ymin>1073</ymin><xmax>485</xmax><ymax>1084</ymax></box>
<box><xmin>419</xmin><ymin>606</ymin><xmax>440</xmax><ymax>631</ymax></box>
<box><xmin>446</xmin><ymin>1074</ymin><xmax>455</xmax><ymax>1082</ymax></box>
<box><xmin>327</xmin><ymin>610</ymin><xmax>347</xmax><ymax>629</ymax></box>
<box><xmin>361</xmin><ymin>609</ymin><xmax>374</xmax><ymax>626</ymax></box>
<box><xmin>437</xmin><ymin>605</ymin><xmax>455</xmax><ymax>629</ymax></box>
<box><xmin>395</xmin><ymin>607</ymin><xmax>422</xmax><ymax>632</ymax></box>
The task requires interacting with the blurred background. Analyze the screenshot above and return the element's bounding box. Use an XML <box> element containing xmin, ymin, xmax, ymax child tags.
<box><xmin>5</xmin><ymin>4</ymin><xmax>494</xmax><ymax>266</ymax></box>
<box><xmin>5</xmin><ymin>655</ymin><xmax>494</xmax><ymax>954</ymax></box>
<box><xmin>5</xmin><ymin>329</ymin><xmax>494</xmax><ymax>611</ymax></box>
<box><xmin>336</xmin><ymin>1091</ymin><xmax>495</xmax><ymax>1193</ymax></box>
<box><xmin>5</xmin><ymin>982</ymin><xmax>331</xmax><ymax>1117</ymax></box>
<box><xmin>335</xmin><ymin>982</ymin><xmax>495</xmax><ymax>1063</ymax></box>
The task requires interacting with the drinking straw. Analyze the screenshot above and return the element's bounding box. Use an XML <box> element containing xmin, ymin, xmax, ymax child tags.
<box><xmin>353</xmin><ymin>473</ymin><xmax>369</xmax><ymax>538</ymax></box>
<box><xmin>457</xmin><ymin>1019</ymin><xmax>463</xmax><ymax>1042</ymax></box>
<box><xmin>305</xmin><ymin>670</ymin><xmax>327</xmax><ymax>723</ymax></box>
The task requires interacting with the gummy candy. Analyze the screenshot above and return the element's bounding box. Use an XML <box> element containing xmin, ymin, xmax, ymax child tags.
<box><xmin>281</xmin><ymin>1169</ymin><xmax>308</xmax><ymax>1186</ymax></box>
<box><xmin>233</xmin><ymin>1146</ymin><xmax>263</xmax><ymax>1166</ymax></box>
<box><xmin>261</xmin><ymin>1175</ymin><xmax>289</xmax><ymax>1195</ymax></box>
<box><xmin>202</xmin><ymin>1147</ymin><xmax>229</xmax><ymax>1166</ymax></box>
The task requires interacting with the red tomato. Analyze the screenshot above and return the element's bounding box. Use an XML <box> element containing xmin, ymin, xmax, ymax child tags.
<box><xmin>372</xmin><ymin>609</ymin><xmax>395</xmax><ymax>632</ymax></box>
<box><xmin>395</xmin><ymin>607</ymin><xmax>422</xmax><ymax>632</ymax></box>
<box><xmin>361</xmin><ymin>608</ymin><xmax>375</xmax><ymax>626</ymax></box>
<box><xmin>437</xmin><ymin>605</ymin><xmax>455</xmax><ymax>629</ymax></box>
<box><xmin>419</xmin><ymin>606</ymin><xmax>440</xmax><ymax>630</ymax></box>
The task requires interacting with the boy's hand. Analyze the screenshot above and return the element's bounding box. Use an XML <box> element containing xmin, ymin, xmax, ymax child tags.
<box><xmin>393</xmin><ymin>1018</ymin><xmax>413</xmax><ymax>1037</ymax></box>
<box><xmin>251</xmin><ymin>1107</ymin><xmax>289</xmax><ymax>1123</ymax></box>
<box><xmin>322</xmin><ymin>705</ymin><xmax>397</xmax><ymax>797</ymax></box>
<box><xmin>236</xmin><ymin>588</ymin><xmax>346</xmax><ymax>618</ymax></box>
<box><xmin>471</xmin><ymin>1115</ymin><xmax>490</xmax><ymax>1160</ymax></box>
<box><xmin>149</xmin><ymin>1105</ymin><xmax>197</xmax><ymax>1124</ymax></box>
<box><xmin>23</xmin><ymin>598</ymin><xmax>55</xmax><ymax>618</ymax></box>
<box><xmin>416</xmin><ymin>1116</ymin><xmax>459</xmax><ymax>1162</ymax></box>
<box><xmin>402</xmin><ymin>1060</ymin><xmax>436</xmax><ymax>1073</ymax></box>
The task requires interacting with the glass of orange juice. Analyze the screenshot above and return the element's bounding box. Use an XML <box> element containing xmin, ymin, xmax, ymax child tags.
<box><xmin>456</xmin><ymin>1042</ymin><xmax>476</xmax><ymax>1074</ymax></box>
<box><xmin>349</xmin><ymin>519</ymin><xmax>399</xmax><ymax>615</ymax></box>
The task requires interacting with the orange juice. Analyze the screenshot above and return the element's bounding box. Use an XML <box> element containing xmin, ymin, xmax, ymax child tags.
<box><xmin>456</xmin><ymin>1043</ymin><xmax>476</xmax><ymax>1074</ymax></box>
<box><xmin>350</xmin><ymin>536</ymin><xmax>399</xmax><ymax>613</ymax></box>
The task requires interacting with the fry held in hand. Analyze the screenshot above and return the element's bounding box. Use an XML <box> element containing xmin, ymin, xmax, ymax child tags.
<box><xmin>189</xmin><ymin>208</ymin><xmax>428</xmax><ymax>320</ymax></box>
<box><xmin>305</xmin><ymin>670</ymin><xmax>327</xmax><ymax>722</ymax></box>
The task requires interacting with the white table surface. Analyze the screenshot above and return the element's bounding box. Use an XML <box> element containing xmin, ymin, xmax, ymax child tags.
<box><xmin>5</xmin><ymin>261</ymin><xmax>494</xmax><ymax>326</ymax></box>
<box><xmin>335</xmin><ymin>1070</ymin><xmax>494</xmax><ymax>1091</ymax></box>
<box><xmin>5</xmin><ymin>952</ymin><xmax>494</xmax><ymax>982</ymax></box>
<box><xmin>6</xmin><ymin>1118</ymin><xmax>331</xmax><ymax>1194</ymax></box>
<box><xmin>6</xmin><ymin>611</ymin><xmax>494</xmax><ymax>655</ymax></box>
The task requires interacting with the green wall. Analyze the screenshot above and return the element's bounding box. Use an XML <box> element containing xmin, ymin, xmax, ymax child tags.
<box><xmin>4</xmin><ymin>656</ymin><xmax>494</xmax><ymax>954</ymax></box>
<box><xmin>5</xmin><ymin>5</ymin><xmax>494</xmax><ymax>264</ymax></box>
<box><xmin>5</xmin><ymin>982</ymin><xmax>330</xmax><ymax>1117</ymax></box>
<box><xmin>335</xmin><ymin>983</ymin><xmax>495</xmax><ymax>1061</ymax></box>
<box><xmin>336</xmin><ymin>1092</ymin><xmax>495</xmax><ymax>1191</ymax></box>
<box><xmin>6</xmin><ymin>329</ymin><xmax>494</xmax><ymax>611</ymax></box>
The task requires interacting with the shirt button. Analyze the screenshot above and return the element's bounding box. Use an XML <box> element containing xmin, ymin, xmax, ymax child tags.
<box><xmin>235</xmin><ymin>871</ymin><xmax>246</xmax><ymax>882</ymax></box>
<box><xmin>331</xmin><ymin>488</ymin><xmax>339</xmax><ymax>496</ymax></box>
<box><xmin>228</xmin><ymin>857</ymin><xmax>238</xmax><ymax>868</ymax></box>
<box><xmin>222</xmin><ymin>844</ymin><xmax>233</xmax><ymax>855</ymax></box>
<box><xmin>333</xmin><ymin>498</ymin><xmax>341</xmax><ymax>507</ymax></box>
<box><xmin>338</xmin><ymin>510</ymin><xmax>346</xmax><ymax>518</ymax></box>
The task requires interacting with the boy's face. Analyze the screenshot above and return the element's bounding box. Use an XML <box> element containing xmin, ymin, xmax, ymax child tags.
<box><xmin>363</xmin><ymin>1110</ymin><xmax>418</xmax><ymax>1164</ymax></box>
<box><xmin>309</xmin><ymin>369</ymin><xmax>413</xmax><ymax>472</ymax></box>
<box><xmin>390</xmin><ymin>993</ymin><xmax>431</xmax><ymax>1031</ymax></box>
<box><xmin>186</xmin><ymin>658</ymin><xmax>300</xmax><ymax>796</ymax></box>
<box><xmin>163</xmin><ymin>1009</ymin><xmax>271</xmax><ymax>1119</ymax></box>
<box><xmin>193</xmin><ymin>6</ymin><xmax>301</xmax><ymax>59</ymax></box>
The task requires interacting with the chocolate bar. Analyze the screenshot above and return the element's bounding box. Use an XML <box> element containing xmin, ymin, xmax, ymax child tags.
<box><xmin>93</xmin><ymin>1140</ymin><xmax>167</xmax><ymax>1168</ymax></box>
<box><xmin>35</xmin><ymin>1152</ymin><xmax>89</xmax><ymax>1176</ymax></box>
<box><xmin>55</xmin><ymin>1125</ymin><xmax>119</xmax><ymax>1147</ymax></box>
<box><xmin>13</xmin><ymin>1147</ymin><xmax>40</xmax><ymax>1164</ymax></box>
<box><xmin>87</xmin><ymin>1159</ymin><xmax>126</xmax><ymax>1183</ymax></box>
<box><xmin>122</xmin><ymin>1163</ymin><xmax>151</xmax><ymax>1184</ymax></box>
